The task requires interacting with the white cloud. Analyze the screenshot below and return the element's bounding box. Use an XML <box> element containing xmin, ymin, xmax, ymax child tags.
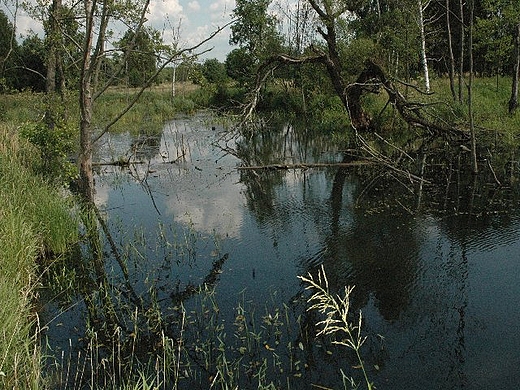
<box><xmin>148</xmin><ymin>0</ymin><xmax>185</xmax><ymax>29</ymax></box>
<box><xmin>1</xmin><ymin>0</ymin><xmax>233</xmax><ymax>60</ymax></box>
<box><xmin>209</xmin><ymin>0</ymin><xmax>233</xmax><ymax>15</ymax></box>
<box><xmin>187</xmin><ymin>1</ymin><xmax>200</xmax><ymax>11</ymax></box>
<box><xmin>147</xmin><ymin>0</ymin><xmax>234</xmax><ymax>60</ymax></box>
<box><xmin>14</xmin><ymin>12</ymin><xmax>44</xmax><ymax>38</ymax></box>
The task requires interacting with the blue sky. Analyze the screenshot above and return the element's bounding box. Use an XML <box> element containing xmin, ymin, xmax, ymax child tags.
<box><xmin>8</xmin><ymin>0</ymin><xmax>235</xmax><ymax>61</ymax></box>
<box><xmin>147</xmin><ymin>0</ymin><xmax>235</xmax><ymax>60</ymax></box>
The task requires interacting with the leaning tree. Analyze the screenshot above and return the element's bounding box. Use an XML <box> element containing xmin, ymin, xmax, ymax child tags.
<box><xmin>240</xmin><ymin>0</ymin><xmax>467</xmax><ymax>139</ymax></box>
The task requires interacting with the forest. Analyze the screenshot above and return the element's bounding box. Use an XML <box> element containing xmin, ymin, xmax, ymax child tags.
<box><xmin>1</xmin><ymin>0</ymin><xmax>519</xmax><ymax>115</ymax></box>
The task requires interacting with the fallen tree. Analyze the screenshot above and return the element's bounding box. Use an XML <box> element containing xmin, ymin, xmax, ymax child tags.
<box><xmin>238</xmin><ymin>0</ymin><xmax>469</xmax><ymax>143</ymax></box>
<box><xmin>242</xmin><ymin>54</ymin><xmax>468</xmax><ymax>141</ymax></box>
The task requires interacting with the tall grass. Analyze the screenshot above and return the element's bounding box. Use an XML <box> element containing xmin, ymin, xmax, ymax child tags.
<box><xmin>94</xmin><ymin>83</ymin><xmax>201</xmax><ymax>135</ymax></box>
<box><xmin>299</xmin><ymin>266</ymin><xmax>374</xmax><ymax>390</ymax></box>
<box><xmin>0</xmin><ymin>124</ymin><xmax>78</xmax><ymax>389</ymax></box>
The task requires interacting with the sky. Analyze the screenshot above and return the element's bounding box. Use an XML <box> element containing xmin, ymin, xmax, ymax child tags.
<box><xmin>5</xmin><ymin>0</ymin><xmax>236</xmax><ymax>61</ymax></box>
<box><xmin>146</xmin><ymin>0</ymin><xmax>235</xmax><ymax>60</ymax></box>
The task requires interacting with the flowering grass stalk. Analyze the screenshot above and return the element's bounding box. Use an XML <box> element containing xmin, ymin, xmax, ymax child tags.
<box><xmin>298</xmin><ymin>265</ymin><xmax>373</xmax><ymax>390</ymax></box>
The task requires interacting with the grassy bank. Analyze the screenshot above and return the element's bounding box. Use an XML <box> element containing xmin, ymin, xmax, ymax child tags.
<box><xmin>0</xmin><ymin>125</ymin><xmax>78</xmax><ymax>389</ymax></box>
<box><xmin>0</xmin><ymin>82</ymin><xmax>204</xmax><ymax>138</ymax></box>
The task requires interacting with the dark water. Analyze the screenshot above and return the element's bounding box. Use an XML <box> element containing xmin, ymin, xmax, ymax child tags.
<box><xmin>42</xmin><ymin>112</ymin><xmax>520</xmax><ymax>389</ymax></box>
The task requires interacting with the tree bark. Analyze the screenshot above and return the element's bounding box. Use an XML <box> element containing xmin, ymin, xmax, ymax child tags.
<box><xmin>345</xmin><ymin>65</ymin><xmax>378</xmax><ymax>130</ymax></box>
<box><xmin>458</xmin><ymin>0</ymin><xmax>465</xmax><ymax>103</ymax></box>
<box><xmin>78</xmin><ymin>0</ymin><xmax>95</xmax><ymax>203</ymax></box>
<box><xmin>468</xmin><ymin>0</ymin><xmax>478</xmax><ymax>174</ymax></box>
<box><xmin>307</xmin><ymin>0</ymin><xmax>353</xmax><ymax>110</ymax></box>
<box><xmin>509</xmin><ymin>22</ymin><xmax>520</xmax><ymax>114</ymax></box>
<box><xmin>418</xmin><ymin>0</ymin><xmax>430</xmax><ymax>92</ymax></box>
<box><xmin>446</xmin><ymin>0</ymin><xmax>456</xmax><ymax>100</ymax></box>
<box><xmin>46</xmin><ymin>0</ymin><xmax>59</xmax><ymax>94</ymax></box>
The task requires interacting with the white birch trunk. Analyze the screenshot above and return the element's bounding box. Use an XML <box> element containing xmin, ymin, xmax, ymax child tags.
<box><xmin>418</xmin><ymin>0</ymin><xmax>430</xmax><ymax>92</ymax></box>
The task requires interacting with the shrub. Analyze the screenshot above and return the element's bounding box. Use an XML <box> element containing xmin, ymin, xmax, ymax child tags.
<box><xmin>20</xmin><ymin>109</ymin><xmax>78</xmax><ymax>186</ymax></box>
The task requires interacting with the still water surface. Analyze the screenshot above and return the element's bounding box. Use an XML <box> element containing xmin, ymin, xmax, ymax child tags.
<box><xmin>44</xmin><ymin>112</ymin><xmax>520</xmax><ymax>389</ymax></box>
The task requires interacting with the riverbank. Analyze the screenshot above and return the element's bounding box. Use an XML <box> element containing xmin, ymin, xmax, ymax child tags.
<box><xmin>0</xmin><ymin>125</ymin><xmax>78</xmax><ymax>389</ymax></box>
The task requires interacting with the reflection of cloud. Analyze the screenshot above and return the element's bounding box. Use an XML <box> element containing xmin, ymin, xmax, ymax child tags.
<box><xmin>95</xmin><ymin>183</ymin><xmax>110</xmax><ymax>209</ymax></box>
<box><xmin>165</xmin><ymin>180</ymin><xmax>244</xmax><ymax>239</ymax></box>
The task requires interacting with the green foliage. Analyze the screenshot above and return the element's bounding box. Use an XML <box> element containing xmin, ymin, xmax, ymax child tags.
<box><xmin>0</xmin><ymin>208</ymin><xmax>40</xmax><ymax>390</ymax></box>
<box><xmin>1</xmin><ymin>126</ymin><xmax>78</xmax><ymax>253</ymax></box>
<box><xmin>475</xmin><ymin>0</ymin><xmax>520</xmax><ymax>74</ymax></box>
<box><xmin>341</xmin><ymin>38</ymin><xmax>380</xmax><ymax>78</ymax></box>
<box><xmin>93</xmin><ymin>86</ymin><xmax>200</xmax><ymax>134</ymax></box>
<box><xmin>0</xmin><ymin>125</ymin><xmax>78</xmax><ymax>389</ymax></box>
<box><xmin>201</xmin><ymin>58</ymin><xmax>228</xmax><ymax>84</ymax></box>
<box><xmin>43</xmin><ymin>2</ymin><xmax>83</xmax><ymax>91</ymax></box>
<box><xmin>203</xmin><ymin>83</ymin><xmax>246</xmax><ymax>109</ymax></box>
<box><xmin>118</xmin><ymin>27</ymin><xmax>162</xmax><ymax>87</ymax></box>
<box><xmin>0</xmin><ymin>10</ymin><xmax>18</xmax><ymax>91</ymax></box>
<box><xmin>307</xmin><ymin>93</ymin><xmax>350</xmax><ymax>133</ymax></box>
<box><xmin>353</xmin><ymin>0</ymin><xmax>419</xmax><ymax>78</ymax></box>
<box><xmin>170</xmin><ymin>95</ymin><xmax>196</xmax><ymax>113</ymax></box>
<box><xmin>20</xmin><ymin>107</ymin><xmax>78</xmax><ymax>186</ymax></box>
<box><xmin>230</xmin><ymin>0</ymin><xmax>283</xmax><ymax>61</ymax></box>
<box><xmin>188</xmin><ymin>85</ymin><xmax>216</xmax><ymax>107</ymax></box>
<box><xmin>225</xmin><ymin>48</ymin><xmax>256</xmax><ymax>85</ymax></box>
<box><xmin>13</xmin><ymin>34</ymin><xmax>47</xmax><ymax>92</ymax></box>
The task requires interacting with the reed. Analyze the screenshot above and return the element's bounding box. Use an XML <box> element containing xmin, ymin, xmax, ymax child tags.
<box><xmin>0</xmin><ymin>124</ymin><xmax>78</xmax><ymax>389</ymax></box>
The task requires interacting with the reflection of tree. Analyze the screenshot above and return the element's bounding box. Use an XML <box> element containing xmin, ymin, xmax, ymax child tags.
<box><xmin>235</xmin><ymin>123</ymin><xmax>520</xmax><ymax>387</ymax></box>
<box><xmin>43</xmin><ymin>206</ymin><xmax>230</xmax><ymax>389</ymax></box>
<box><xmin>236</xmin><ymin>120</ymin><xmax>343</xmax><ymax>225</ymax></box>
<box><xmin>324</xmin><ymin>161</ymin><xmax>420</xmax><ymax>321</ymax></box>
<box><xmin>130</xmin><ymin>132</ymin><xmax>162</xmax><ymax>161</ymax></box>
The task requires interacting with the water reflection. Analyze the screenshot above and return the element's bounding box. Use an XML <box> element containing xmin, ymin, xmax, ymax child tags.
<box><xmin>42</xmin><ymin>112</ymin><xmax>520</xmax><ymax>389</ymax></box>
<box><xmin>233</xmin><ymin>119</ymin><xmax>520</xmax><ymax>389</ymax></box>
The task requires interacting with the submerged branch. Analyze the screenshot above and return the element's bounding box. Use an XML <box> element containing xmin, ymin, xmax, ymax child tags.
<box><xmin>237</xmin><ymin>161</ymin><xmax>372</xmax><ymax>170</ymax></box>
<box><xmin>92</xmin><ymin>160</ymin><xmax>145</xmax><ymax>167</ymax></box>
<box><xmin>169</xmin><ymin>253</ymin><xmax>229</xmax><ymax>304</ymax></box>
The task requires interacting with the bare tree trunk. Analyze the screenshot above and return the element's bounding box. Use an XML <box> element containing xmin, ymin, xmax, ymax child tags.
<box><xmin>307</xmin><ymin>0</ymin><xmax>352</xmax><ymax>123</ymax></box>
<box><xmin>171</xmin><ymin>64</ymin><xmax>176</xmax><ymax>98</ymax></box>
<box><xmin>57</xmin><ymin>47</ymin><xmax>66</xmax><ymax>95</ymax></box>
<box><xmin>46</xmin><ymin>0</ymin><xmax>66</xmax><ymax>98</ymax></box>
<box><xmin>46</xmin><ymin>0</ymin><xmax>58</xmax><ymax>94</ymax></box>
<box><xmin>78</xmin><ymin>0</ymin><xmax>95</xmax><ymax>203</ymax></box>
<box><xmin>446</xmin><ymin>0</ymin><xmax>456</xmax><ymax>100</ymax></box>
<box><xmin>418</xmin><ymin>0</ymin><xmax>430</xmax><ymax>92</ymax></box>
<box><xmin>509</xmin><ymin>22</ymin><xmax>520</xmax><ymax>114</ymax></box>
<box><xmin>92</xmin><ymin>1</ymin><xmax>110</xmax><ymax>92</ymax></box>
<box><xmin>74</xmin><ymin>0</ymin><xmax>226</xmax><ymax>203</ymax></box>
<box><xmin>458</xmin><ymin>0</ymin><xmax>464</xmax><ymax>102</ymax></box>
<box><xmin>468</xmin><ymin>0</ymin><xmax>477</xmax><ymax>174</ymax></box>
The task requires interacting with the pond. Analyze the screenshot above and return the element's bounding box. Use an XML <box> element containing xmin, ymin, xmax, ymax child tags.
<box><xmin>41</xmin><ymin>111</ymin><xmax>520</xmax><ymax>389</ymax></box>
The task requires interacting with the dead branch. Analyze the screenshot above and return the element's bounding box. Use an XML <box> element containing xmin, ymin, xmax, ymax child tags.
<box><xmin>352</xmin><ymin>60</ymin><xmax>469</xmax><ymax>139</ymax></box>
<box><xmin>237</xmin><ymin>161</ymin><xmax>372</xmax><ymax>170</ymax></box>
<box><xmin>92</xmin><ymin>160</ymin><xmax>145</xmax><ymax>167</ymax></box>
<box><xmin>240</xmin><ymin>53</ymin><xmax>326</xmax><ymax>125</ymax></box>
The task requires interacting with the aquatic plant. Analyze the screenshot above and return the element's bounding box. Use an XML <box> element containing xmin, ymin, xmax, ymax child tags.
<box><xmin>298</xmin><ymin>265</ymin><xmax>373</xmax><ymax>390</ymax></box>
